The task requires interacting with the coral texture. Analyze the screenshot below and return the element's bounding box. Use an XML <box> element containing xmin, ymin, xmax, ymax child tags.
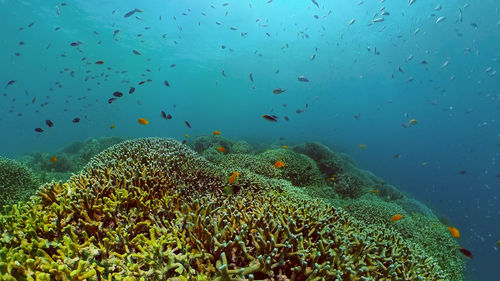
<box><xmin>0</xmin><ymin>138</ymin><xmax>455</xmax><ymax>280</ymax></box>
<box><xmin>0</xmin><ymin>157</ymin><xmax>40</xmax><ymax>207</ymax></box>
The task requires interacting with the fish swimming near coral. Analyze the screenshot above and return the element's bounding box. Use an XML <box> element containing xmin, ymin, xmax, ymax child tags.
<box><xmin>228</xmin><ymin>171</ymin><xmax>239</xmax><ymax>183</ymax></box>
<box><xmin>458</xmin><ymin>247</ymin><xmax>472</xmax><ymax>259</ymax></box>
<box><xmin>391</xmin><ymin>214</ymin><xmax>403</xmax><ymax>221</ymax></box>
<box><xmin>448</xmin><ymin>226</ymin><xmax>460</xmax><ymax>238</ymax></box>
<box><xmin>213</xmin><ymin>130</ymin><xmax>221</xmax><ymax>135</ymax></box>
<box><xmin>217</xmin><ymin>146</ymin><xmax>226</xmax><ymax>153</ymax></box>
<box><xmin>274</xmin><ymin>161</ymin><xmax>285</xmax><ymax>168</ymax></box>
<box><xmin>50</xmin><ymin>156</ymin><xmax>57</xmax><ymax>162</ymax></box>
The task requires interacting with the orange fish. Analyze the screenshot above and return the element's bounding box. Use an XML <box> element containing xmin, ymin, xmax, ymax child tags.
<box><xmin>283</xmin><ymin>145</ymin><xmax>288</xmax><ymax>149</ymax></box>
<box><xmin>228</xmin><ymin>171</ymin><xmax>239</xmax><ymax>183</ymax></box>
<box><xmin>274</xmin><ymin>161</ymin><xmax>285</xmax><ymax>168</ymax></box>
<box><xmin>138</xmin><ymin>118</ymin><xmax>149</xmax><ymax>125</ymax></box>
<box><xmin>371</xmin><ymin>189</ymin><xmax>378</xmax><ymax>193</ymax></box>
<box><xmin>217</xmin><ymin>146</ymin><xmax>226</xmax><ymax>153</ymax></box>
<box><xmin>448</xmin><ymin>226</ymin><xmax>460</xmax><ymax>239</ymax></box>
<box><xmin>110</xmin><ymin>124</ymin><xmax>115</xmax><ymax>129</ymax></box>
<box><xmin>50</xmin><ymin>156</ymin><xmax>57</xmax><ymax>163</ymax></box>
<box><xmin>95</xmin><ymin>60</ymin><xmax>104</xmax><ymax>64</ymax></box>
<box><xmin>391</xmin><ymin>214</ymin><xmax>403</xmax><ymax>221</ymax></box>
<box><xmin>213</xmin><ymin>130</ymin><xmax>221</xmax><ymax>135</ymax></box>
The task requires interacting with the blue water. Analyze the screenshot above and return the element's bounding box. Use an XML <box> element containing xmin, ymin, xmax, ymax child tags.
<box><xmin>1</xmin><ymin>0</ymin><xmax>499</xmax><ymax>280</ymax></box>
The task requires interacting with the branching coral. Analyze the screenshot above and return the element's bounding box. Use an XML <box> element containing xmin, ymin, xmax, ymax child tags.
<box><xmin>0</xmin><ymin>138</ymin><xmax>458</xmax><ymax>280</ymax></box>
<box><xmin>0</xmin><ymin>157</ymin><xmax>40</xmax><ymax>207</ymax></box>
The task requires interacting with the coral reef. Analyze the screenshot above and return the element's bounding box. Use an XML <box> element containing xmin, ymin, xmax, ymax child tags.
<box><xmin>19</xmin><ymin>136</ymin><xmax>127</xmax><ymax>183</ymax></box>
<box><xmin>0</xmin><ymin>157</ymin><xmax>40</xmax><ymax>208</ymax></box>
<box><xmin>0</xmin><ymin>138</ymin><xmax>456</xmax><ymax>280</ymax></box>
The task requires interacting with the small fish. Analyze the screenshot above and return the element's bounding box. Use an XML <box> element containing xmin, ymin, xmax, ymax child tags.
<box><xmin>113</xmin><ymin>91</ymin><xmax>123</xmax><ymax>97</ymax></box>
<box><xmin>458</xmin><ymin>248</ymin><xmax>472</xmax><ymax>259</ymax></box>
<box><xmin>132</xmin><ymin>49</ymin><xmax>142</xmax><ymax>55</ymax></box>
<box><xmin>113</xmin><ymin>29</ymin><xmax>120</xmax><ymax>37</ymax></box>
<box><xmin>34</xmin><ymin>128</ymin><xmax>43</xmax><ymax>133</ymax></box>
<box><xmin>213</xmin><ymin>130</ymin><xmax>221</xmax><ymax>135</ymax></box>
<box><xmin>228</xmin><ymin>171</ymin><xmax>239</xmax><ymax>183</ymax></box>
<box><xmin>161</xmin><ymin>111</ymin><xmax>168</xmax><ymax>119</ymax></box>
<box><xmin>262</xmin><ymin>115</ymin><xmax>278</xmax><ymax>122</ymax></box>
<box><xmin>45</xmin><ymin>120</ymin><xmax>54</xmax><ymax>127</ymax></box>
<box><xmin>124</xmin><ymin>8</ymin><xmax>143</xmax><ymax>18</ymax></box>
<box><xmin>272</xmin><ymin>88</ymin><xmax>286</xmax><ymax>94</ymax></box>
<box><xmin>249</xmin><ymin>72</ymin><xmax>254</xmax><ymax>82</ymax></box>
<box><xmin>371</xmin><ymin>189</ymin><xmax>378</xmax><ymax>193</ymax></box>
<box><xmin>349</xmin><ymin>18</ymin><xmax>356</xmax><ymax>25</ymax></box>
<box><xmin>230</xmin><ymin>26</ymin><xmax>238</xmax><ymax>30</ymax></box>
<box><xmin>110</xmin><ymin>124</ymin><xmax>115</xmax><ymax>129</ymax></box>
<box><xmin>95</xmin><ymin>60</ymin><xmax>104</xmax><ymax>64</ymax></box>
<box><xmin>458</xmin><ymin>170</ymin><xmax>467</xmax><ymax>175</ymax></box>
<box><xmin>274</xmin><ymin>161</ymin><xmax>285</xmax><ymax>168</ymax></box>
<box><xmin>394</xmin><ymin>153</ymin><xmax>401</xmax><ymax>159</ymax></box>
<box><xmin>391</xmin><ymin>214</ymin><xmax>403</xmax><ymax>221</ymax></box>
<box><xmin>284</xmin><ymin>116</ymin><xmax>289</xmax><ymax>121</ymax></box>
<box><xmin>185</xmin><ymin>121</ymin><xmax>191</xmax><ymax>128</ymax></box>
<box><xmin>129</xmin><ymin>87</ymin><xmax>135</xmax><ymax>94</ymax></box>
<box><xmin>164</xmin><ymin>80</ymin><xmax>170</xmax><ymax>87</ymax></box>
<box><xmin>408</xmin><ymin>0</ymin><xmax>416</xmax><ymax>7</ymax></box>
<box><xmin>108</xmin><ymin>98</ymin><xmax>116</xmax><ymax>104</ymax></box>
<box><xmin>448</xmin><ymin>226</ymin><xmax>460</xmax><ymax>238</ymax></box>
<box><xmin>296</xmin><ymin>109</ymin><xmax>304</xmax><ymax>114</ymax></box>
<box><xmin>5</xmin><ymin>80</ymin><xmax>16</xmax><ymax>89</ymax></box>
<box><xmin>50</xmin><ymin>156</ymin><xmax>57</xmax><ymax>163</ymax></box>
<box><xmin>297</xmin><ymin>76</ymin><xmax>309</xmax><ymax>82</ymax></box>
<box><xmin>310</xmin><ymin>53</ymin><xmax>316</xmax><ymax>61</ymax></box>
<box><xmin>217</xmin><ymin>146</ymin><xmax>226</xmax><ymax>153</ymax></box>
<box><xmin>70</xmin><ymin>41</ymin><xmax>82</xmax><ymax>46</ymax></box>
<box><xmin>359</xmin><ymin>144</ymin><xmax>367</xmax><ymax>149</ymax></box>
<box><xmin>283</xmin><ymin>145</ymin><xmax>288</xmax><ymax>149</ymax></box>
<box><xmin>138</xmin><ymin>118</ymin><xmax>149</xmax><ymax>125</ymax></box>
<box><xmin>441</xmin><ymin>60</ymin><xmax>449</xmax><ymax>68</ymax></box>
<box><xmin>222</xmin><ymin>70</ymin><xmax>226</xmax><ymax>77</ymax></box>
<box><xmin>372</xmin><ymin>17</ymin><xmax>384</xmax><ymax>23</ymax></box>
<box><xmin>436</xmin><ymin>16</ymin><xmax>446</xmax><ymax>24</ymax></box>
<box><xmin>72</xmin><ymin>117</ymin><xmax>80</xmax><ymax>123</ymax></box>
<box><xmin>409</xmin><ymin>119</ymin><xmax>418</xmax><ymax>125</ymax></box>
<box><xmin>311</xmin><ymin>0</ymin><xmax>320</xmax><ymax>9</ymax></box>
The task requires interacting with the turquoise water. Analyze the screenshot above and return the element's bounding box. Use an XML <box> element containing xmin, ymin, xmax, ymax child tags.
<box><xmin>1</xmin><ymin>0</ymin><xmax>499</xmax><ymax>280</ymax></box>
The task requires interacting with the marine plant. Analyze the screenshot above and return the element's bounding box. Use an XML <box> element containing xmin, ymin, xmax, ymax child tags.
<box><xmin>0</xmin><ymin>157</ymin><xmax>40</xmax><ymax>208</ymax></box>
<box><xmin>0</xmin><ymin>138</ymin><xmax>456</xmax><ymax>280</ymax></box>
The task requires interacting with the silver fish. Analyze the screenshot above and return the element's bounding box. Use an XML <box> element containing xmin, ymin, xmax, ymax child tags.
<box><xmin>349</xmin><ymin>18</ymin><xmax>356</xmax><ymax>25</ymax></box>
<box><xmin>436</xmin><ymin>16</ymin><xmax>446</xmax><ymax>23</ymax></box>
<box><xmin>310</xmin><ymin>53</ymin><xmax>316</xmax><ymax>60</ymax></box>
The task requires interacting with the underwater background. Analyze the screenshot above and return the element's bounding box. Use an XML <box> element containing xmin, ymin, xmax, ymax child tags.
<box><xmin>0</xmin><ymin>0</ymin><xmax>499</xmax><ymax>280</ymax></box>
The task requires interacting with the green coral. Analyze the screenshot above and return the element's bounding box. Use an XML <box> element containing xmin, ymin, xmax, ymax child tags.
<box><xmin>0</xmin><ymin>157</ymin><xmax>40</xmax><ymax>208</ymax></box>
<box><xmin>0</xmin><ymin>138</ymin><xmax>455</xmax><ymax>280</ymax></box>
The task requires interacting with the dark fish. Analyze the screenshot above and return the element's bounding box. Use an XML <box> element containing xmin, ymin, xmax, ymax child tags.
<box><xmin>113</xmin><ymin>29</ymin><xmax>120</xmax><ymax>37</ymax></box>
<box><xmin>458</xmin><ymin>248</ymin><xmax>472</xmax><ymax>259</ymax></box>
<box><xmin>161</xmin><ymin>111</ymin><xmax>168</xmax><ymax>119</ymax></box>
<box><xmin>394</xmin><ymin>153</ymin><xmax>401</xmax><ymax>159</ymax></box>
<box><xmin>170</xmin><ymin>64</ymin><xmax>176</xmax><ymax>68</ymax></box>
<box><xmin>182</xmin><ymin>140</ymin><xmax>187</xmax><ymax>144</ymax></box>
<box><xmin>296</xmin><ymin>109</ymin><xmax>304</xmax><ymax>114</ymax></box>
<box><xmin>34</xmin><ymin>128</ymin><xmax>43</xmax><ymax>133</ymax></box>
<box><xmin>124</xmin><ymin>8</ymin><xmax>143</xmax><ymax>18</ymax></box>
<box><xmin>164</xmin><ymin>80</ymin><xmax>170</xmax><ymax>87</ymax></box>
<box><xmin>353</xmin><ymin>114</ymin><xmax>361</xmax><ymax>120</ymax></box>
<box><xmin>297</xmin><ymin>76</ymin><xmax>309</xmax><ymax>82</ymax></box>
<box><xmin>70</xmin><ymin>41</ymin><xmax>81</xmax><ymax>46</ymax></box>
<box><xmin>249</xmin><ymin>72</ymin><xmax>254</xmax><ymax>82</ymax></box>
<box><xmin>138</xmin><ymin>81</ymin><xmax>145</xmax><ymax>85</ymax></box>
<box><xmin>129</xmin><ymin>87</ymin><xmax>135</xmax><ymax>94</ymax></box>
<box><xmin>72</xmin><ymin>117</ymin><xmax>80</xmax><ymax>123</ymax></box>
<box><xmin>5</xmin><ymin>80</ymin><xmax>16</xmax><ymax>89</ymax></box>
<box><xmin>45</xmin><ymin>120</ymin><xmax>54</xmax><ymax>127</ymax></box>
<box><xmin>284</xmin><ymin>116</ymin><xmax>289</xmax><ymax>121</ymax></box>
<box><xmin>28</xmin><ymin>22</ymin><xmax>35</xmax><ymax>27</ymax></box>
<box><xmin>459</xmin><ymin>170</ymin><xmax>467</xmax><ymax>175</ymax></box>
<box><xmin>311</xmin><ymin>0</ymin><xmax>320</xmax><ymax>9</ymax></box>
<box><xmin>95</xmin><ymin>60</ymin><xmax>104</xmax><ymax>64</ymax></box>
<box><xmin>272</xmin><ymin>88</ymin><xmax>286</xmax><ymax>94</ymax></box>
<box><xmin>132</xmin><ymin>49</ymin><xmax>142</xmax><ymax>55</ymax></box>
<box><xmin>185</xmin><ymin>121</ymin><xmax>191</xmax><ymax>128</ymax></box>
<box><xmin>262</xmin><ymin>115</ymin><xmax>278</xmax><ymax>122</ymax></box>
<box><xmin>108</xmin><ymin>98</ymin><xmax>116</xmax><ymax>104</ymax></box>
<box><xmin>222</xmin><ymin>70</ymin><xmax>226</xmax><ymax>77</ymax></box>
<box><xmin>113</xmin><ymin>91</ymin><xmax>123</xmax><ymax>97</ymax></box>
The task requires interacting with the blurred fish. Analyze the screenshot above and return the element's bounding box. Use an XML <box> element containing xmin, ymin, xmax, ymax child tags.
<box><xmin>124</xmin><ymin>8</ymin><xmax>143</xmax><ymax>18</ymax></box>
<box><xmin>296</xmin><ymin>109</ymin><xmax>304</xmax><ymax>114</ymax></box>
<box><xmin>50</xmin><ymin>156</ymin><xmax>57</xmax><ymax>163</ymax></box>
<box><xmin>274</xmin><ymin>161</ymin><xmax>285</xmax><ymax>168</ymax></box>
<box><xmin>359</xmin><ymin>144</ymin><xmax>367</xmax><ymax>149</ymax></box>
<box><xmin>349</xmin><ymin>18</ymin><xmax>356</xmax><ymax>25</ymax></box>
<box><xmin>311</xmin><ymin>0</ymin><xmax>319</xmax><ymax>9</ymax></box>
<box><xmin>170</xmin><ymin>64</ymin><xmax>176</xmax><ymax>68</ymax></box>
<box><xmin>249</xmin><ymin>72</ymin><xmax>254</xmax><ymax>82</ymax></box>
<box><xmin>283</xmin><ymin>145</ymin><xmax>288</xmax><ymax>149</ymax></box>
<box><xmin>164</xmin><ymin>80</ymin><xmax>170</xmax><ymax>87</ymax></box>
<box><xmin>262</xmin><ymin>115</ymin><xmax>278</xmax><ymax>122</ymax></box>
<box><xmin>284</xmin><ymin>116</ymin><xmax>289</xmax><ymax>121</ymax></box>
<box><xmin>459</xmin><ymin>170</ymin><xmax>467</xmax><ymax>175</ymax></box>
<box><xmin>372</xmin><ymin>17</ymin><xmax>384</xmax><ymax>23</ymax></box>
<box><xmin>297</xmin><ymin>76</ymin><xmax>309</xmax><ymax>82</ymax></box>
<box><xmin>138</xmin><ymin>118</ymin><xmax>149</xmax><ymax>125</ymax></box>
<box><xmin>108</xmin><ymin>98</ymin><xmax>116</xmax><ymax>104</ymax></box>
<box><xmin>110</xmin><ymin>124</ymin><xmax>115</xmax><ymax>129</ymax></box>
<box><xmin>113</xmin><ymin>91</ymin><xmax>123</xmax><ymax>97</ymax></box>
<box><xmin>129</xmin><ymin>87</ymin><xmax>135</xmax><ymax>94</ymax></box>
<box><xmin>448</xmin><ymin>226</ymin><xmax>460</xmax><ymax>238</ymax></box>
<box><xmin>408</xmin><ymin>0</ymin><xmax>416</xmax><ymax>6</ymax></box>
<box><xmin>222</xmin><ymin>70</ymin><xmax>226</xmax><ymax>77</ymax></box>
<box><xmin>185</xmin><ymin>121</ymin><xmax>191</xmax><ymax>128</ymax></box>
<box><xmin>391</xmin><ymin>214</ymin><xmax>403</xmax><ymax>221</ymax></box>
<box><xmin>72</xmin><ymin>118</ymin><xmax>80</xmax><ymax>123</ymax></box>
<box><xmin>409</xmin><ymin>119</ymin><xmax>418</xmax><ymax>125</ymax></box>
<box><xmin>458</xmin><ymin>248</ymin><xmax>472</xmax><ymax>259</ymax></box>
<box><xmin>394</xmin><ymin>153</ymin><xmax>401</xmax><ymax>159</ymax></box>
<box><xmin>132</xmin><ymin>50</ymin><xmax>142</xmax><ymax>55</ymax></box>
<box><xmin>213</xmin><ymin>130</ymin><xmax>221</xmax><ymax>135</ymax></box>
<box><xmin>34</xmin><ymin>128</ymin><xmax>43</xmax><ymax>133</ymax></box>
<box><xmin>5</xmin><ymin>80</ymin><xmax>16</xmax><ymax>89</ymax></box>
<box><xmin>95</xmin><ymin>60</ymin><xmax>104</xmax><ymax>64</ymax></box>
<box><xmin>46</xmin><ymin>120</ymin><xmax>54</xmax><ymax>127</ymax></box>
<box><xmin>70</xmin><ymin>41</ymin><xmax>82</xmax><ymax>46</ymax></box>
<box><xmin>228</xmin><ymin>171</ymin><xmax>239</xmax><ymax>183</ymax></box>
<box><xmin>217</xmin><ymin>146</ymin><xmax>226</xmax><ymax>153</ymax></box>
<box><xmin>272</xmin><ymin>88</ymin><xmax>286</xmax><ymax>94</ymax></box>
<box><xmin>436</xmin><ymin>16</ymin><xmax>446</xmax><ymax>24</ymax></box>
<box><xmin>310</xmin><ymin>53</ymin><xmax>316</xmax><ymax>60</ymax></box>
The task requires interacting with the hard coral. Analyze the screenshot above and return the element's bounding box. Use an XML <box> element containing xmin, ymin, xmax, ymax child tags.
<box><xmin>0</xmin><ymin>157</ymin><xmax>40</xmax><ymax>207</ymax></box>
<box><xmin>0</xmin><ymin>138</ymin><xmax>453</xmax><ymax>280</ymax></box>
